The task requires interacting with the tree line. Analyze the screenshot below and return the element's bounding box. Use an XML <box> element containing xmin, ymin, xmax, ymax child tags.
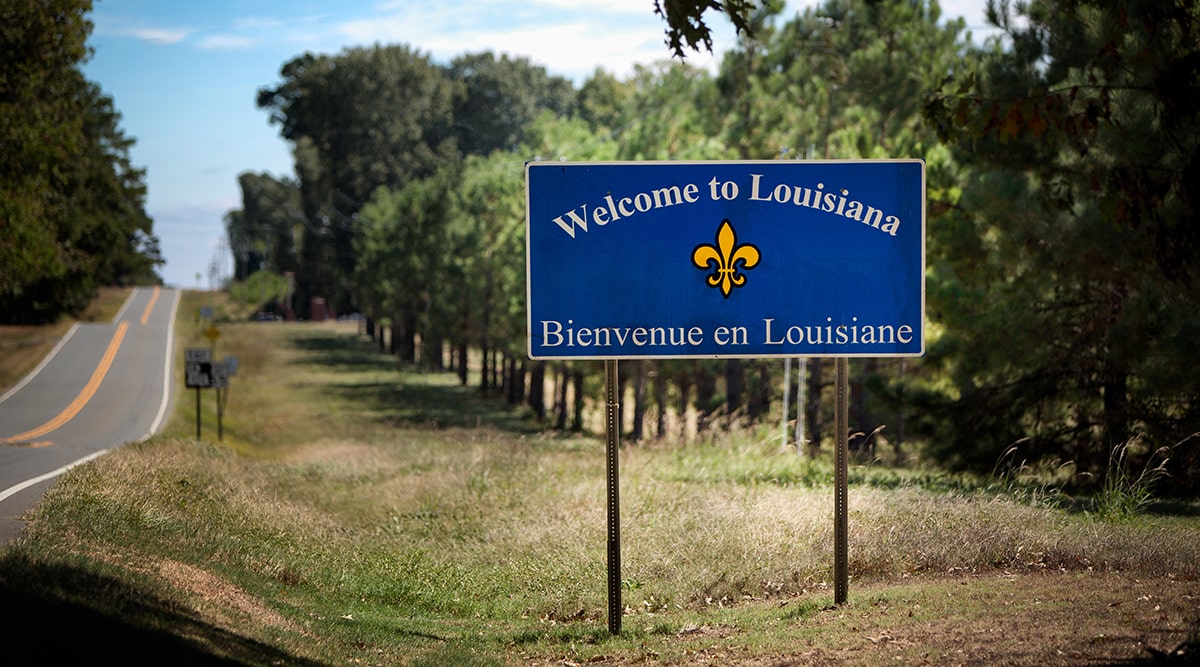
<box><xmin>1</xmin><ymin>0</ymin><xmax>163</xmax><ymax>324</ymax></box>
<box><xmin>227</xmin><ymin>0</ymin><xmax>1199</xmax><ymax>493</ymax></box>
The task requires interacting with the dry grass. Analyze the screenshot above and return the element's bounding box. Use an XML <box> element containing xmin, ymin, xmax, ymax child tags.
<box><xmin>2</xmin><ymin>298</ymin><xmax>1198</xmax><ymax>665</ymax></box>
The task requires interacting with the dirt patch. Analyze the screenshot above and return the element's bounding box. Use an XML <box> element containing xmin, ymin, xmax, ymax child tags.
<box><xmin>527</xmin><ymin>571</ymin><xmax>1200</xmax><ymax>666</ymax></box>
<box><xmin>863</xmin><ymin>571</ymin><xmax>1200</xmax><ymax>665</ymax></box>
<box><xmin>770</xmin><ymin>571</ymin><xmax>1196</xmax><ymax>665</ymax></box>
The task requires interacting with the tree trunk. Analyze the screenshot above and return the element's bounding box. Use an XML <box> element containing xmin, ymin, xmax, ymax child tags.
<box><xmin>894</xmin><ymin>359</ymin><xmax>906</xmax><ymax>463</ymax></box>
<box><xmin>491</xmin><ymin>348</ymin><xmax>500</xmax><ymax>394</ymax></box>
<box><xmin>529</xmin><ymin>360</ymin><xmax>546</xmax><ymax>421</ymax></box>
<box><xmin>515</xmin><ymin>358</ymin><xmax>527</xmax><ymax>407</ymax></box>
<box><xmin>676</xmin><ymin>366</ymin><xmax>693</xmax><ymax>441</ymax></box>
<box><xmin>479</xmin><ymin>273</ymin><xmax>492</xmax><ymax>394</ymax></box>
<box><xmin>747</xmin><ymin>361</ymin><xmax>770</xmax><ymax>420</ymax></box>
<box><xmin>423</xmin><ymin>334</ymin><xmax>443</xmax><ymax>371</ymax></box>
<box><xmin>631</xmin><ymin>360</ymin><xmax>646</xmax><ymax>442</ymax></box>
<box><xmin>554</xmin><ymin>363</ymin><xmax>568</xmax><ymax>430</ymax></box>
<box><xmin>725</xmin><ymin>359</ymin><xmax>744</xmax><ymax>423</ymax></box>
<box><xmin>849</xmin><ymin>360</ymin><xmax>868</xmax><ymax>458</ymax></box>
<box><xmin>571</xmin><ymin>367</ymin><xmax>585</xmax><ymax>431</ymax></box>
<box><xmin>1103</xmin><ymin>369</ymin><xmax>1129</xmax><ymax>449</ymax></box>
<box><xmin>806</xmin><ymin>358</ymin><xmax>823</xmax><ymax>458</ymax></box>
<box><xmin>456</xmin><ymin>340</ymin><xmax>468</xmax><ymax>386</ymax></box>
<box><xmin>618</xmin><ymin>366</ymin><xmax>629</xmax><ymax>437</ymax></box>
<box><xmin>399</xmin><ymin>311</ymin><xmax>417</xmax><ymax>364</ymax></box>
<box><xmin>695</xmin><ymin>362</ymin><xmax>717</xmax><ymax>433</ymax></box>
<box><xmin>654</xmin><ymin>362</ymin><xmax>667</xmax><ymax>440</ymax></box>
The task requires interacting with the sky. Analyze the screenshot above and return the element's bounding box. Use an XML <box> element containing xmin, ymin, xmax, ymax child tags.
<box><xmin>81</xmin><ymin>0</ymin><xmax>998</xmax><ymax>289</ymax></box>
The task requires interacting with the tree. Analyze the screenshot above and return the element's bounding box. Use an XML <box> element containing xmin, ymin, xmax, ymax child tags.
<box><xmin>616</xmin><ymin>60</ymin><xmax>729</xmax><ymax>160</ymax></box>
<box><xmin>655</xmin><ymin>0</ymin><xmax>758</xmax><ymax>58</ymax></box>
<box><xmin>449</xmin><ymin>52</ymin><xmax>575</xmax><ymax>156</ymax></box>
<box><xmin>257</xmin><ymin>45</ymin><xmax>460</xmax><ymax>315</ymax></box>
<box><xmin>355</xmin><ymin>168</ymin><xmax>457</xmax><ymax>365</ymax></box>
<box><xmin>227</xmin><ymin>172</ymin><xmax>302</xmax><ymax>280</ymax></box>
<box><xmin>576</xmin><ymin>68</ymin><xmax>632</xmax><ymax>134</ymax></box>
<box><xmin>62</xmin><ymin>80</ymin><xmax>161</xmax><ymax>288</ymax></box>
<box><xmin>1</xmin><ymin>0</ymin><xmax>93</xmax><ymax>313</ymax></box>
<box><xmin>923</xmin><ymin>0</ymin><xmax>1200</xmax><ymax>486</ymax></box>
<box><xmin>1</xmin><ymin>0</ymin><xmax>162</xmax><ymax>322</ymax></box>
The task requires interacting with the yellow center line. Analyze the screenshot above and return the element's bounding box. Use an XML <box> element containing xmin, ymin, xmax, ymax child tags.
<box><xmin>1</xmin><ymin>321</ymin><xmax>128</xmax><ymax>444</ymax></box>
<box><xmin>140</xmin><ymin>286</ymin><xmax>161</xmax><ymax>325</ymax></box>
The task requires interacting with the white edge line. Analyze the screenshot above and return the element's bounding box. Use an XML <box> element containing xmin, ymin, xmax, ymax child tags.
<box><xmin>0</xmin><ymin>287</ymin><xmax>140</xmax><ymax>406</ymax></box>
<box><xmin>0</xmin><ymin>288</ymin><xmax>176</xmax><ymax>505</ymax></box>
<box><xmin>0</xmin><ymin>449</ymin><xmax>110</xmax><ymax>503</ymax></box>
<box><xmin>141</xmin><ymin>288</ymin><xmax>181</xmax><ymax>440</ymax></box>
<box><xmin>112</xmin><ymin>287</ymin><xmax>137</xmax><ymax>322</ymax></box>
<box><xmin>0</xmin><ymin>323</ymin><xmax>81</xmax><ymax>405</ymax></box>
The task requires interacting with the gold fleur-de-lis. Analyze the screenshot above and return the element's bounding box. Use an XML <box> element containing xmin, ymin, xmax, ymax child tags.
<box><xmin>691</xmin><ymin>219</ymin><xmax>761</xmax><ymax>298</ymax></box>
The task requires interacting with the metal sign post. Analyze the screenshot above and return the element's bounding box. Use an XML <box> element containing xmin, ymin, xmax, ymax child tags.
<box><xmin>604</xmin><ymin>359</ymin><xmax>621</xmax><ymax>634</ymax></box>
<box><xmin>835</xmin><ymin>357</ymin><xmax>849</xmax><ymax>604</ymax></box>
<box><xmin>185</xmin><ymin>348</ymin><xmax>212</xmax><ymax>438</ymax></box>
<box><xmin>212</xmin><ymin>361</ymin><xmax>229</xmax><ymax>442</ymax></box>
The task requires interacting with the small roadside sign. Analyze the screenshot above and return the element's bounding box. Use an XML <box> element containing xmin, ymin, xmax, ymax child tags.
<box><xmin>185</xmin><ymin>362</ymin><xmax>212</xmax><ymax>388</ymax></box>
<box><xmin>204</xmin><ymin>325</ymin><xmax>221</xmax><ymax>343</ymax></box>
<box><xmin>185</xmin><ymin>348</ymin><xmax>211</xmax><ymax>363</ymax></box>
<box><xmin>223</xmin><ymin>355</ymin><xmax>238</xmax><ymax>376</ymax></box>
<box><xmin>211</xmin><ymin>361</ymin><xmax>230</xmax><ymax>389</ymax></box>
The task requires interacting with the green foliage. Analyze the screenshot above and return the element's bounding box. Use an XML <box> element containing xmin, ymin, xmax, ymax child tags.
<box><xmin>1091</xmin><ymin>437</ymin><xmax>1174</xmax><ymax>521</ymax></box>
<box><xmin>236</xmin><ymin>0</ymin><xmax>1200</xmax><ymax>494</ymax></box>
<box><xmin>922</xmin><ymin>0</ymin><xmax>1200</xmax><ymax>485</ymax></box>
<box><xmin>227</xmin><ymin>271</ymin><xmax>290</xmax><ymax>317</ymax></box>
<box><xmin>256</xmin><ymin>45</ymin><xmax>460</xmax><ymax>314</ymax></box>
<box><xmin>226</xmin><ymin>173</ymin><xmax>302</xmax><ymax>280</ymax></box>
<box><xmin>655</xmin><ymin>0</ymin><xmax>759</xmax><ymax>58</ymax></box>
<box><xmin>449</xmin><ymin>52</ymin><xmax>575</xmax><ymax>155</ymax></box>
<box><xmin>0</xmin><ymin>0</ymin><xmax>162</xmax><ymax>323</ymax></box>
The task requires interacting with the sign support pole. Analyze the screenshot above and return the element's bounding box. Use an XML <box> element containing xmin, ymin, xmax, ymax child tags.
<box><xmin>217</xmin><ymin>387</ymin><xmax>224</xmax><ymax>442</ymax></box>
<box><xmin>195</xmin><ymin>387</ymin><xmax>202</xmax><ymax>439</ymax></box>
<box><xmin>834</xmin><ymin>357</ymin><xmax>849</xmax><ymax>605</ymax></box>
<box><xmin>604</xmin><ymin>359</ymin><xmax>622</xmax><ymax>635</ymax></box>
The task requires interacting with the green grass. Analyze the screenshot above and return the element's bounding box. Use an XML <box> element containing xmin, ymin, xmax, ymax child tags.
<box><xmin>1</xmin><ymin>290</ymin><xmax>1197</xmax><ymax>665</ymax></box>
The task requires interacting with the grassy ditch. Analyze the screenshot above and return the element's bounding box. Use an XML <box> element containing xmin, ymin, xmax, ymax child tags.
<box><xmin>1</xmin><ymin>290</ymin><xmax>1197</xmax><ymax>665</ymax></box>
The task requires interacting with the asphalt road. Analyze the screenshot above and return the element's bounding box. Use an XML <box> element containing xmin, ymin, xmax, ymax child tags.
<box><xmin>0</xmin><ymin>287</ymin><xmax>180</xmax><ymax>543</ymax></box>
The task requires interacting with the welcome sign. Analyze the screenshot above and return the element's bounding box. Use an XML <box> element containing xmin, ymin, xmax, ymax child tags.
<box><xmin>526</xmin><ymin>160</ymin><xmax>925</xmax><ymax>360</ymax></box>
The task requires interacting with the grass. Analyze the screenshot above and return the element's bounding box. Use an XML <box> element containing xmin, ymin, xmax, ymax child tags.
<box><xmin>1</xmin><ymin>289</ymin><xmax>1198</xmax><ymax>665</ymax></box>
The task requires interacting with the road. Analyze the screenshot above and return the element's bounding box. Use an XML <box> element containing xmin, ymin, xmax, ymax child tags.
<box><xmin>0</xmin><ymin>287</ymin><xmax>180</xmax><ymax>543</ymax></box>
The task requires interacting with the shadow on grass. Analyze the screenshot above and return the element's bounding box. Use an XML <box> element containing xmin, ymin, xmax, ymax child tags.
<box><xmin>0</xmin><ymin>552</ymin><xmax>328</xmax><ymax>666</ymax></box>
<box><xmin>288</xmin><ymin>330</ymin><xmax>540</xmax><ymax>434</ymax></box>
<box><xmin>287</xmin><ymin>328</ymin><xmax>400</xmax><ymax>373</ymax></box>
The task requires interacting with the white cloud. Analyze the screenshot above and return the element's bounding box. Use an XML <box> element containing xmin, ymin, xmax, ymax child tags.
<box><xmin>197</xmin><ymin>34</ymin><xmax>258</xmax><ymax>50</ymax></box>
<box><xmin>333</xmin><ymin>0</ymin><xmax>718</xmax><ymax>81</ymax></box>
<box><xmin>128</xmin><ymin>27</ymin><xmax>190</xmax><ymax>45</ymax></box>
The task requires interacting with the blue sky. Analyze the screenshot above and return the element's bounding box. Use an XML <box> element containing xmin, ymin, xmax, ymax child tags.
<box><xmin>82</xmin><ymin>0</ymin><xmax>995</xmax><ymax>289</ymax></box>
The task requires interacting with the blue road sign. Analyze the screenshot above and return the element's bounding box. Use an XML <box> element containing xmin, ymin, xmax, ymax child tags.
<box><xmin>526</xmin><ymin>160</ymin><xmax>925</xmax><ymax>359</ymax></box>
